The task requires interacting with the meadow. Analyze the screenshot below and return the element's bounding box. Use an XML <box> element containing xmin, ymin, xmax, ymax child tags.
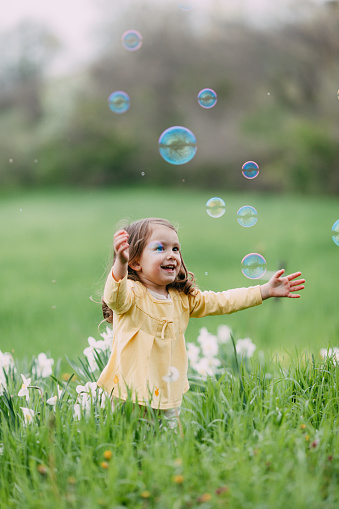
<box><xmin>0</xmin><ymin>187</ymin><xmax>339</xmax><ymax>508</ymax></box>
<box><xmin>1</xmin><ymin>187</ymin><xmax>338</xmax><ymax>362</ymax></box>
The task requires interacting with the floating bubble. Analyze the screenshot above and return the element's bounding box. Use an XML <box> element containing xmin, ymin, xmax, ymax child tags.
<box><xmin>242</xmin><ymin>161</ymin><xmax>259</xmax><ymax>179</ymax></box>
<box><xmin>204</xmin><ymin>272</ymin><xmax>208</xmax><ymax>276</ymax></box>
<box><xmin>237</xmin><ymin>206</ymin><xmax>258</xmax><ymax>227</ymax></box>
<box><xmin>197</xmin><ymin>88</ymin><xmax>217</xmax><ymax>109</ymax></box>
<box><xmin>108</xmin><ymin>91</ymin><xmax>130</xmax><ymax>114</ymax></box>
<box><xmin>332</xmin><ymin>220</ymin><xmax>339</xmax><ymax>246</ymax></box>
<box><xmin>206</xmin><ymin>197</ymin><xmax>226</xmax><ymax>218</ymax></box>
<box><xmin>141</xmin><ymin>171</ymin><xmax>145</xmax><ymax>177</ymax></box>
<box><xmin>241</xmin><ymin>253</ymin><xmax>267</xmax><ymax>280</ymax></box>
<box><xmin>158</xmin><ymin>126</ymin><xmax>197</xmax><ymax>165</ymax></box>
<box><xmin>9</xmin><ymin>159</ymin><xmax>13</xmax><ymax>164</ymax></box>
<box><xmin>121</xmin><ymin>30</ymin><xmax>143</xmax><ymax>51</ymax></box>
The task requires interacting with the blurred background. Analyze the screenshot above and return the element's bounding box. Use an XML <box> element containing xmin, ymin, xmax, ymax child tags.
<box><xmin>1</xmin><ymin>0</ymin><xmax>339</xmax><ymax>363</ymax></box>
<box><xmin>1</xmin><ymin>0</ymin><xmax>339</xmax><ymax>192</ymax></box>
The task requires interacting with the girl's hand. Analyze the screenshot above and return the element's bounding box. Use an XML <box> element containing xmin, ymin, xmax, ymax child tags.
<box><xmin>260</xmin><ymin>269</ymin><xmax>305</xmax><ymax>300</ymax></box>
<box><xmin>114</xmin><ymin>229</ymin><xmax>130</xmax><ymax>264</ymax></box>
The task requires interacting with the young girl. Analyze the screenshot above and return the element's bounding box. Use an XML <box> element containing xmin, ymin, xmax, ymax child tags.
<box><xmin>97</xmin><ymin>217</ymin><xmax>305</xmax><ymax>420</ymax></box>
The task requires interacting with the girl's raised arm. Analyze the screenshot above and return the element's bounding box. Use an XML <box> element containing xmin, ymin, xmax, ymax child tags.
<box><xmin>112</xmin><ymin>229</ymin><xmax>130</xmax><ymax>281</ymax></box>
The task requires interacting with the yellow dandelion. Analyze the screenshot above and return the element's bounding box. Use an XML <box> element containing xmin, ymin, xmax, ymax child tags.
<box><xmin>141</xmin><ymin>491</ymin><xmax>151</xmax><ymax>498</ymax></box>
<box><xmin>198</xmin><ymin>493</ymin><xmax>212</xmax><ymax>503</ymax></box>
<box><xmin>103</xmin><ymin>450</ymin><xmax>112</xmax><ymax>461</ymax></box>
<box><xmin>300</xmin><ymin>424</ymin><xmax>306</xmax><ymax>430</ymax></box>
<box><xmin>305</xmin><ymin>435</ymin><xmax>310</xmax><ymax>442</ymax></box>
<box><xmin>101</xmin><ymin>461</ymin><xmax>109</xmax><ymax>469</ymax></box>
<box><xmin>173</xmin><ymin>474</ymin><xmax>184</xmax><ymax>484</ymax></box>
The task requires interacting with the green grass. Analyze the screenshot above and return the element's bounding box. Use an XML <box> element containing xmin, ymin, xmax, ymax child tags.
<box><xmin>0</xmin><ymin>349</ymin><xmax>338</xmax><ymax>508</ymax></box>
<box><xmin>0</xmin><ymin>187</ymin><xmax>338</xmax><ymax>364</ymax></box>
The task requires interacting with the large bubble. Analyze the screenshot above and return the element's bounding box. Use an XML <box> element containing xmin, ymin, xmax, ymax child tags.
<box><xmin>242</xmin><ymin>161</ymin><xmax>259</xmax><ymax>179</ymax></box>
<box><xmin>206</xmin><ymin>197</ymin><xmax>226</xmax><ymax>218</ymax></box>
<box><xmin>197</xmin><ymin>88</ymin><xmax>217</xmax><ymax>109</ymax></box>
<box><xmin>108</xmin><ymin>91</ymin><xmax>130</xmax><ymax>114</ymax></box>
<box><xmin>121</xmin><ymin>30</ymin><xmax>143</xmax><ymax>51</ymax></box>
<box><xmin>178</xmin><ymin>0</ymin><xmax>194</xmax><ymax>10</ymax></box>
<box><xmin>158</xmin><ymin>126</ymin><xmax>197</xmax><ymax>165</ymax></box>
<box><xmin>332</xmin><ymin>220</ymin><xmax>339</xmax><ymax>246</ymax></box>
<box><xmin>237</xmin><ymin>206</ymin><xmax>258</xmax><ymax>227</ymax></box>
<box><xmin>241</xmin><ymin>253</ymin><xmax>267</xmax><ymax>279</ymax></box>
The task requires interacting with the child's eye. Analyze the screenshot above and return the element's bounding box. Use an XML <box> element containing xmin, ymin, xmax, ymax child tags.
<box><xmin>173</xmin><ymin>246</ymin><xmax>180</xmax><ymax>252</ymax></box>
<box><xmin>148</xmin><ymin>241</ymin><xmax>164</xmax><ymax>252</ymax></box>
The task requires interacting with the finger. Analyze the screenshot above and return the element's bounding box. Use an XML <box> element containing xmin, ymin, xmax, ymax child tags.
<box><xmin>290</xmin><ymin>285</ymin><xmax>305</xmax><ymax>292</ymax></box>
<box><xmin>274</xmin><ymin>269</ymin><xmax>285</xmax><ymax>278</ymax></box>
<box><xmin>289</xmin><ymin>279</ymin><xmax>305</xmax><ymax>286</ymax></box>
<box><xmin>287</xmin><ymin>271</ymin><xmax>302</xmax><ymax>281</ymax></box>
<box><xmin>288</xmin><ymin>293</ymin><xmax>301</xmax><ymax>298</ymax></box>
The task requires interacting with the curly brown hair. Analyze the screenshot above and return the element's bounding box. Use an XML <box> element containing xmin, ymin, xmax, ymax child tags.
<box><xmin>102</xmin><ymin>218</ymin><xmax>196</xmax><ymax>323</ymax></box>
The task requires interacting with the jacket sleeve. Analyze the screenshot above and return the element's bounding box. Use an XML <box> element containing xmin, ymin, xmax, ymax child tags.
<box><xmin>103</xmin><ymin>272</ymin><xmax>135</xmax><ymax>314</ymax></box>
<box><xmin>188</xmin><ymin>286</ymin><xmax>262</xmax><ymax>318</ymax></box>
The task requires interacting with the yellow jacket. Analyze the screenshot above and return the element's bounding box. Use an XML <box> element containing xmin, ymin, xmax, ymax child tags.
<box><xmin>97</xmin><ymin>272</ymin><xmax>262</xmax><ymax>409</ymax></box>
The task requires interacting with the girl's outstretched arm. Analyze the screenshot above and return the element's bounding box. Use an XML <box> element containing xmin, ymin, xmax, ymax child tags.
<box><xmin>112</xmin><ymin>229</ymin><xmax>129</xmax><ymax>281</ymax></box>
<box><xmin>260</xmin><ymin>269</ymin><xmax>305</xmax><ymax>300</ymax></box>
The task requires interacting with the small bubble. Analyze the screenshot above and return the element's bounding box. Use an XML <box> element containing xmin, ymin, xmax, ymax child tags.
<box><xmin>141</xmin><ymin>171</ymin><xmax>145</xmax><ymax>176</ymax></box>
<box><xmin>206</xmin><ymin>197</ymin><xmax>226</xmax><ymax>218</ymax></box>
<box><xmin>182</xmin><ymin>179</ymin><xmax>186</xmax><ymax>182</ymax></box>
<box><xmin>108</xmin><ymin>91</ymin><xmax>130</xmax><ymax>114</ymax></box>
<box><xmin>34</xmin><ymin>159</ymin><xmax>38</xmax><ymax>163</ymax></box>
<box><xmin>237</xmin><ymin>206</ymin><xmax>258</xmax><ymax>227</ymax></box>
<box><xmin>242</xmin><ymin>161</ymin><xmax>259</xmax><ymax>179</ymax></box>
<box><xmin>241</xmin><ymin>253</ymin><xmax>267</xmax><ymax>280</ymax></box>
<box><xmin>331</xmin><ymin>219</ymin><xmax>339</xmax><ymax>246</ymax></box>
<box><xmin>9</xmin><ymin>159</ymin><xmax>13</xmax><ymax>164</ymax></box>
<box><xmin>51</xmin><ymin>305</ymin><xmax>56</xmax><ymax>310</ymax></box>
<box><xmin>121</xmin><ymin>30</ymin><xmax>143</xmax><ymax>51</ymax></box>
<box><xmin>158</xmin><ymin>126</ymin><xmax>197</xmax><ymax>165</ymax></box>
<box><xmin>267</xmin><ymin>92</ymin><xmax>271</xmax><ymax>96</ymax></box>
<box><xmin>204</xmin><ymin>272</ymin><xmax>208</xmax><ymax>276</ymax></box>
<box><xmin>197</xmin><ymin>88</ymin><xmax>217</xmax><ymax>109</ymax></box>
<box><xmin>51</xmin><ymin>280</ymin><xmax>56</xmax><ymax>284</ymax></box>
<box><xmin>19</xmin><ymin>209</ymin><xmax>22</xmax><ymax>212</ymax></box>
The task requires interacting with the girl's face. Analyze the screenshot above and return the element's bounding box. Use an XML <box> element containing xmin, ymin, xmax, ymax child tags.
<box><xmin>130</xmin><ymin>225</ymin><xmax>181</xmax><ymax>294</ymax></box>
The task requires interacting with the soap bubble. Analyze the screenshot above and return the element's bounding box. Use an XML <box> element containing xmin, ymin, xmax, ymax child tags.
<box><xmin>121</xmin><ymin>30</ymin><xmax>143</xmax><ymax>51</ymax></box>
<box><xmin>332</xmin><ymin>220</ymin><xmax>339</xmax><ymax>246</ymax></box>
<box><xmin>9</xmin><ymin>159</ymin><xmax>13</xmax><ymax>164</ymax></box>
<box><xmin>108</xmin><ymin>91</ymin><xmax>130</xmax><ymax>114</ymax></box>
<box><xmin>206</xmin><ymin>197</ymin><xmax>226</xmax><ymax>218</ymax></box>
<box><xmin>242</xmin><ymin>161</ymin><xmax>259</xmax><ymax>179</ymax></box>
<box><xmin>158</xmin><ymin>126</ymin><xmax>197</xmax><ymax>165</ymax></box>
<box><xmin>197</xmin><ymin>88</ymin><xmax>217</xmax><ymax>109</ymax></box>
<box><xmin>141</xmin><ymin>171</ymin><xmax>145</xmax><ymax>177</ymax></box>
<box><xmin>241</xmin><ymin>253</ymin><xmax>267</xmax><ymax>279</ymax></box>
<box><xmin>237</xmin><ymin>206</ymin><xmax>258</xmax><ymax>227</ymax></box>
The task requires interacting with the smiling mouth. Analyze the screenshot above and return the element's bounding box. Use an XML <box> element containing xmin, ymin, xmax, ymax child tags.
<box><xmin>161</xmin><ymin>264</ymin><xmax>176</xmax><ymax>271</ymax></box>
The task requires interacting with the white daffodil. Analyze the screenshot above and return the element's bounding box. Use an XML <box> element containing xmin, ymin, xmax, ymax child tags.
<box><xmin>18</xmin><ymin>374</ymin><xmax>31</xmax><ymax>401</ymax></box>
<box><xmin>162</xmin><ymin>366</ymin><xmax>180</xmax><ymax>383</ymax></box>
<box><xmin>73</xmin><ymin>403</ymin><xmax>81</xmax><ymax>420</ymax></box>
<box><xmin>100</xmin><ymin>326</ymin><xmax>113</xmax><ymax>347</ymax></box>
<box><xmin>320</xmin><ymin>347</ymin><xmax>339</xmax><ymax>363</ymax></box>
<box><xmin>47</xmin><ymin>385</ymin><xmax>63</xmax><ymax>406</ymax></box>
<box><xmin>35</xmin><ymin>353</ymin><xmax>54</xmax><ymax>378</ymax></box>
<box><xmin>217</xmin><ymin>325</ymin><xmax>232</xmax><ymax>344</ymax></box>
<box><xmin>193</xmin><ymin>357</ymin><xmax>221</xmax><ymax>378</ymax></box>
<box><xmin>187</xmin><ymin>343</ymin><xmax>200</xmax><ymax>366</ymax></box>
<box><xmin>0</xmin><ymin>350</ymin><xmax>15</xmax><ymax>386</ymax></box>
<box><xmin>236</xmin><ymin>338</ymin><xmax>256</xmax><ymax>358</ymax></box>
<box><xmin>20</xmin><ymin>407</ymin><xmax>35</xmax><ymax>425</ymax></box>
<box><xmin>197</xmin><ymin>328</ymin><xmax>219</xmax><ymax>358</ymax></box>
